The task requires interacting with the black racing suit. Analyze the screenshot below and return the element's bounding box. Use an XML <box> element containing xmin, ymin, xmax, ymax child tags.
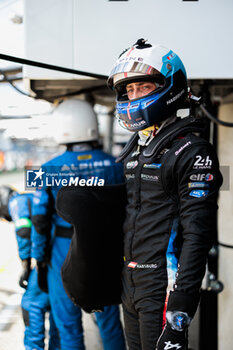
<box><xmin>117</xmin><ymin>116</ymin><xmax>223</xmax><ymax>350</ymax></box>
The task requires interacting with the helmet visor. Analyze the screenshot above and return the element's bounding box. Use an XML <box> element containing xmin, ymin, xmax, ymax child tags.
<box><xmin>111</xmin><ymin>61</ymin><xmax>159</xmax><ymax>77</ymax></box>
<box><xmin>108</xmin><ymin>61</ymin><xmax>163</xmax><ymax>89</ymax></box>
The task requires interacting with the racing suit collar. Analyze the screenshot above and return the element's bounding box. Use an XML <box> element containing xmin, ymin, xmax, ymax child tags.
<box><xmin>138</xmin><ymin>115</ymin><xmax>178</xmax><ymax>147</ymax></box>
<box><xmin>116</xmin><ymin>115</ymin><xmax>205</xmax><ymax>163</ymax></box>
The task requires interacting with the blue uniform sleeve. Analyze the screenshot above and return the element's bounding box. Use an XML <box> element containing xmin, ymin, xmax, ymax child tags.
<box><xmin>8</xmin><ymin>195</ymin><xmax>32</xmax><ymax>261</ymax></box>
<box><xmin>14</xmin><ymin>217</ymin><xmax>32</xmax><ymax>260</ymax></box>
<box><xmin>31</xmin><ymin>188</ymin><xmax>54</xmax><ymax>262</ymax></box>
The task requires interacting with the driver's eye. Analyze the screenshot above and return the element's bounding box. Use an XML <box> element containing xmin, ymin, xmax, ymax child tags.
<box><xmin>142</xmin><ymin>84</ymin><xmax>155</xmax><ymax>91</ymax></box>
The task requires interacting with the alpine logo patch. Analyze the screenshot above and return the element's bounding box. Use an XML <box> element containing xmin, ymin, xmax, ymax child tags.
<box><xmin>189</xmin><ymin>190</ymin><xmax>209</xmax><ymax>198</ymax></box>
<box><xmin>143</xmin><ymin>163</ymin><xmax>162</xmax><ymax>169</ymax></box>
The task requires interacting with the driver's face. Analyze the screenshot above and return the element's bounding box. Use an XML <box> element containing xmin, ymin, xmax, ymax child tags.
<box><xmin>126</xmin><ymin>81</ymin><xmax>157</xmax><ymax>100</ymax></box>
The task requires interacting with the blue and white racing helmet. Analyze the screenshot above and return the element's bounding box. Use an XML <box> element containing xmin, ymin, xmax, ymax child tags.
<box><xmin>107</xmin><ymin>39</ymin><xmax>188</xmax><ymax>132</ymax></box>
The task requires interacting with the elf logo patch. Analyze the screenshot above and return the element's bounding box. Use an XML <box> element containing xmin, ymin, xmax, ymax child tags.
<box><xmin>190</xmin><ymin>173</ymin><xmax>214</xmax><ymax>181</ymax></box>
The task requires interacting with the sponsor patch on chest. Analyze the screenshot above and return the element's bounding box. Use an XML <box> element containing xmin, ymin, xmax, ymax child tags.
<box><xmin>141</xmin><ymin>173</ymin><xmax>159</xmax><ymax>182</ymax></box>
<box><xmin>125</xmin><ymin>174</ymin><xmax>135</xmax><ymax>180</ymax></box>
<box><xmin>126</xmin><ymin>160</ymin><xmax>138</xmax><ymax>169</ymax></box>
<box><xmin>143</xmin><ymin>163</ymin><xmax>162</xmax><ymax>169</ymax></box>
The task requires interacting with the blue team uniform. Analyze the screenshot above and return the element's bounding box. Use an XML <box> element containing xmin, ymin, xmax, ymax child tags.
<box><xmin>31</xmin><ymin>148</ymin><xmax>126</xmax><ymax>350</ymax></box>
<box><xmin>8</xmin><ymin>193</ymin><xmax>59</xmax><ymax>350</ymax></box>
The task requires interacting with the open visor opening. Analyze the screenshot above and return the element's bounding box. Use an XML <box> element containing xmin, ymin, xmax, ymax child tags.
<box><xmin>115</xmin><ymin>75</ymin><xmax>166</xmax><ymax>102</ymax></box>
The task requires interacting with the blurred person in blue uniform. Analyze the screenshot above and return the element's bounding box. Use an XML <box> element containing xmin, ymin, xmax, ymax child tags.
<box><xmin>0</xmin><ymin>185</ymin><xmax>60</xmax><ymax>350</ymax></box>
<box><xmin>31</xmin><ymin>99</ymin><xmax>126</xmax><ymax>350</ymax></box>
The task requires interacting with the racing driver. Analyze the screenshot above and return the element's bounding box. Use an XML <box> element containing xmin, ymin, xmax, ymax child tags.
<box><xmin>107</xmin><ymin>38</ymin><xmax>223</xmax><ymax>350</ymax></box>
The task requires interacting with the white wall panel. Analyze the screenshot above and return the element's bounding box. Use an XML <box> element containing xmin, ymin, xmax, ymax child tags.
<box><xmin>24</xmin><ymin>0</ymin><xmax>74</xmax><ymax>79</ymax></box>
<box><xmin>24</xmin><ymin>0</ymin><xmax>233</xmax><ymax>79</ymax></box>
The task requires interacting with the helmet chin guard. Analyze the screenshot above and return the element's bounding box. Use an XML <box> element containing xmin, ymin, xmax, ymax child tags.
<box><xmin>108</xmin><ymin>39</ymin><xmax>188</xmax><ymax>132</ymax></box>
